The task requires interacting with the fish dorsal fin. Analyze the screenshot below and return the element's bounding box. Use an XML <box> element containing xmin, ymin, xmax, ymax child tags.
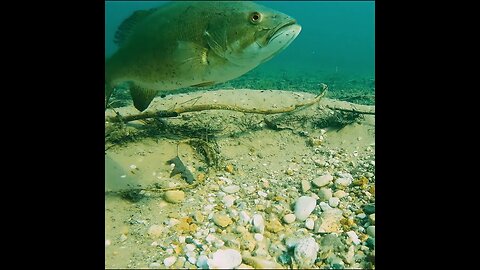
<box><xmin>114</xmin><ymin>7</ymin><xmax>157</xmax><ymax>46</ymax></box>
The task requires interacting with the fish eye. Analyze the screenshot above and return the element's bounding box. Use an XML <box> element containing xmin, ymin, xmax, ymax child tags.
<box><xmin>250</xmin><ymin>12</ymin><xmax>262</xmax><ymax>24</ymax></box>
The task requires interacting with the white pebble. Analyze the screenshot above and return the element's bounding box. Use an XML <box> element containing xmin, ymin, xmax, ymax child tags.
<box><xmin>254</xmin><ymin>233</ymin><xmax>264</xmax><ymax>241</ymax></box>
<box><xmin>166</xmin><ymin>248</ymin><xmax>174</xmax><ymax>255</ymax></box>
<box><xmin>178</xmin><ymin>235</ymin><xmax>186</xmax><ymax>243</ymax></box>
<box><xmin>196</xmin><ymin>255</ymin><xmax>209</xmax><ymax>269</ymax></box>
<box><xmin>119</xmin><ymin>234</ymin><xmax>127</xmax><ymax>242</ymax></box>
<box><xmin>357</xmin><ymin>213</ymin><xmax>367</xmax><ymax>219</ymax></box>
<box><xmin>346</xmin><ymin>231</ymin><xmax>361</xmax><ymax>245</ymax></box>
<box><xmin>207</xmin><ymin>249</ymin><xmax>242</xmax><ymax>269</ymax></box>
<box><xmin>252</xmin><ymin>214</ymin><xmax>265</xmax><ymax>233</ymax></box>
<box><xmin>293</xmin><ymin>237</ymin><xmax>319</xmax><ymax>268</ymax></box>
<box><xmin>335</xmin><ymin>173</ymin><xmax>353</xmax><ymax>186</ymax></box>
<box><xmin>312</xmin><ymin>174</ymin><xmax>333</xmax><ymax>187</ymax></box>
<box><xmin>258</xmin><ymin>191</ymin><xmax>268</xmax><ymax>197</ymax></box>
<box><xmin>319</xmin><ymin>201</ymin><xmax>332</xmax><ymax>211</ymax></box>
<box><xmin>218</xmin><ymin>176</ymin><xmax>233</xmax><ymax>184</ymax></box>
<box><xmin>328</xmin><ymin>197</ymin><xmax>340</xmax><ymax>208</ymax></box>
<box><xmin>222</xmin><ymin>195</ymin><xmax>236</xmax><ymax>207</ymax></box>
<box><xmin>129</xmin><ymin>164</ymin><xmax>137</xmax><ymax>170</ymax></box>
<box><xmin>186</xmin><ymin>244</ymin><xmax>196</xmax><ymax>252</ymax></box>
<box><xmin>163</xmin><ymin>256</ymin><xmax>177</xmax><ymax>267</ymax></box>
<box><xmin>239</xmin><ymin>211</ymin><xmax>251</xmax><ymax>225</ymax></box>
<box><xmin>120</xmin><ymin>175</ymin><xmax>126</xmax><ymax>178</ymax></box>
<box><xmin>105</xmin><ymin>239</ymin><xmax>111</xmax><ymax>246</ymax></box>
<box><xmin>188</xmin><ymin>256</ymin><xmax>197</xmax><ymax>265</ymax></box>
<box><xmin>294</xmin><ymin>196</ymin><xmax>317</xmax><ymax>221</ymax></box>
<box><xmin>305</xmin><ymin>218</ymin><xmax>314</xmax><ymax>230</ymax></box>
<box><xmin>149</xmin><ymin>262</ymin><xmax>161</xmax><ymax>268</ymax></box>
<box><xmin>283</xmin><ymin>213</ymin><xmax>296</xmax><ymax>224</ymax></box>
<box><xmin>222</xmin><ymin>185</ymin><xmax>240</xmax><ymax>194</ymax></box>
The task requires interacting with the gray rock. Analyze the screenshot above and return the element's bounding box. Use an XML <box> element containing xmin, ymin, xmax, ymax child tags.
<box><xmin>328</xmin><ymin>197</ymin><xmax>340</xmax><ymax>208</ymax></box>
<box><xmin>366</xmin><ymin>226</ymin><xmax>375</xmax><ymax>238</ymax></box>
<box><xmin>363</xmin><ymin>204</ymin><xmax>375</xmax><ymax>215</ymax></box>
<box><xmin>293</xmin><ymin>236</ymin><xmax>320</xmax><ymax>268</ymax></box>
<box><xmin>318</xmin><ymin>188</ymin><xmax>333</xmax><ymax>201</ymax></box>
<box><xmin>294</xmin><ymin>196</ymin><xmax>317</xmax><ymax>221</ymax></box>
<box><xmin>312</xmin><ymin>174</ymin><xmax>333</xmax><ymax>187</ymax></box>
<box><xmin>252</xmin><ymin>214</ymin><xmax>265</xmax><ymax>233</ymax></box>
<box><xmin>222</xmin><ymin>185</ymin><xmax>240</xmax><ymax>194</ymax></box>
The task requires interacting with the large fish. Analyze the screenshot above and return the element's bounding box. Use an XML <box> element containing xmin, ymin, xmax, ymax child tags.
<box><xmin>105</xmin><ymin>1</ymin><xmax>302</xmax><ymax>111</ymax></box>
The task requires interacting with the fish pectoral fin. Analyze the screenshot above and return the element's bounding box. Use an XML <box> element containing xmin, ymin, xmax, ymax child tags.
<box><xmin>175</xmin><ymin>41</ymin><xmax>209</xmax><ymax>67</ymax></box>
<box><xmin>191</xmin><ymin>81</ymin><xmax>215</xmax><ymax>87</ymax></box>
<box><xmin>129</xmin><ymin>84</ymin><xmax>158</xmax><ymax>112</ymax></box>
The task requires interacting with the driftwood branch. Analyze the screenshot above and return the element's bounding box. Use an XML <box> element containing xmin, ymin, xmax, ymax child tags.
<box><xmin>106</xmin><ymin>84</ymin><xmax>328</xmax><ymax>123</ymax></box>
<box><xmin>327</xmin><ymin>106</ymin><xmax>375</xmax><ymax>115</ymax></box>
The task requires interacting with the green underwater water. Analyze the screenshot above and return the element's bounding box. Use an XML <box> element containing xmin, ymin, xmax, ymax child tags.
<box><xmin>105</xmin><ymin>1</ymin><xmax>375</xmax><ymax>105</ymax></box>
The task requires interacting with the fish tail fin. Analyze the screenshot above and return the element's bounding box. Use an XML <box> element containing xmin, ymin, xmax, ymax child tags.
<box><xmin>130</xmin><ymin>84</ymin><xmax>158</xmax><ymax>112</ymax></box>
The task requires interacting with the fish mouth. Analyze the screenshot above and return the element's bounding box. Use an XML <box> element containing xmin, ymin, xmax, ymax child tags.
<box><xmin>267</xmin><ymin>20</ymin><xmax>298</xmax><ymax>44</ymax></box>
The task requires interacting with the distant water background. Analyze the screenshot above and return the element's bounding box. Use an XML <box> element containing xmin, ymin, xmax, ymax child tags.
<box><xmin>106</xmin><ymin>1</ymin><xmax>375</xmax><ymax>102</ymax></box>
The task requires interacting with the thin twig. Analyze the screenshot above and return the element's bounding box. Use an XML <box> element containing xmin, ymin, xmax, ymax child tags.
<box><xmin>327</xmin><ymin>106</ymin><xmax>375</xmax><ymax>115</ymax></box>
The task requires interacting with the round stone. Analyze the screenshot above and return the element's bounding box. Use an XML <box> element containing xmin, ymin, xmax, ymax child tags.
<box><xmin>164</xmin><ymin>190</ymin><xmax>185</xmax><ymax>203</ymax></box>
<box><xmin>283</xmin><ymin>213</ymin><xmax>296</xmax><ymax>224</ymax></box>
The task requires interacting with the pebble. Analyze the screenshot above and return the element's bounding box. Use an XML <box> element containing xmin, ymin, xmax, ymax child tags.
<box><xmin>294</xmin><ymin>196</ymin><xmax>317</xmax><ymax>221</ymax></box>
<box><xmin>164</xmin><ymin>190</ymin><xmax>185</xmax><ymax>203</ymax></box>
<box><xmin>222</xmin><ymin>185</ymin><xmax>240</xmax><ymax>194</ymax></box>
<box><xmin>312</xmin><ymin>174</ymin><xmax>333</xmax><ymax>187</ymax></box>
<box><xmin>319</xmin><ymin>201</ymin><xmax>332</xmax><ymax>212</ymax></box>
<box><xmin>254</xmin><ymin>233</ymin><xmax>264</xmax><ymax>241</ymax></box>
<box><xmin>369</xmin><ymin>213</ymin><xmax>375</xmax><ymax>224</ymax></box>
<box><xmin>333</xmin><ymin>190</ymin><xmax>348</xmax><ymax>198</ymax></box>
<box><xmin>242</xmin><ymin>254</ymin><xmax>283</xmax><ymax>269</ymax></box>
<box><xmin>367</xmin><ymin>226</ymin><xmax>375</xmax><ymax>238</ymax></box>
<box><xmin>265</xmin><ymin>219</ymin><xmax>284</xmax><ymax>233</ymax></box>
<box><xmin>316</xmin><ymin>209</ymin><xmax>343</xmax><ymax>233</ymax></box>
<box><xmin>301</xmin><ymin>180</ymin><xmax>311</xmax><ymax>193</ymax></box>
<box><xmin>328</xmin><ymin>197</ymin><xmax>340</xmax><ymax>208</ymax></box>
<box><xmin>305</xmin><ymin>218</ymin><xmax>314</xmax><ymax>230</ymax></box>
<box><xmin>317</xmin><ymin>188</ymin><xmax>332</xmax><ymax>201</ymax></box>
<box><xmin>335</xmin><ymin>173</ymin><xmax>353</xmax><ymax>186</ymax></box>
<box><xmin>293</xmin><ymin>236</ymin><xmax>320</xmax><ymax>268</ymax></box>
<box><xmin>187</xmin><ymin>256</ymin><xmax>197</xmax><ymax>265</ymax></box>
<box><xmin>119</xmin><ymin>234</ymin><xmax>127</xmax><ymax>242</ymax></box>
<box><xmin>207</xmin><ymin>249</ymin><xmax>242</xmax><ymax>269</ymax></box>
<box><xmin>258</xmin><ymin>190</ymin><xmax>268</xmax><ymax>197</ymax></box>
<box><xmin>222</xmin><ymin>195</ymin><xmax>236</xmax><ymax>207</ymax></box>
<box><xmin>149</xmin><ymin>262</ymin><xmax>161</xmax><ymax>268</ymax></box>
<box><xmin>239</xmin><ymin>211</ymin><xmax>251</xmax><ymax>225</ymax></box>
<box><xmin>357</xmin><ymin>213</ymin><xmax>367</xmax><ymax>219</ymax></box>
<box><xmin>185</xmin><ymin>244</ymin><xmax>196</xmax><ymax>252</ymax></box>
<box><xmin>252</xmin><ymin>214</ymin><xmax>265</xmax><ymax>233</ymax></box>
<box><xmin>213</xmin><ymin>213</ymin><xmax>233</xmax><ymax>228</ymax></box>
<box><xmin>163</xmin><ymin>256</ymin><xmax>177</xmax><ymax>267</ymax></box>
<box><xmin>147</xmin><ymin>225</ymin><xmax>163</xmax><ymax>238</ymax></box>
<box><xmin>363</xmin><ymin>204</ymin><xmax>375</xmax><ymax>214</ymax></box>
<box><xmin>196</xmin><ymin>255</ymin><xmax>209</xmax><ymax>269</ymax></box>
<box><xmin>283</xmin><ymin>213</ymin><xmax>296</xmax><ymax>224</ymax></box>
<box><xmin>346</xmin><ymin>231</ymin><xmax>361</xmax><ymax>245</ymax></box>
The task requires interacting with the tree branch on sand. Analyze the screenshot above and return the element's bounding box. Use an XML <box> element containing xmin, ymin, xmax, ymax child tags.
<box><xmin>106</xmin><ymin>84</ymin><xmax>329</xmax><ymax>123</ymax></box>
<box><xmin>326</xmin><ymin>106</ymin><xmax>375</xmax><ymax>115</ymax></box>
